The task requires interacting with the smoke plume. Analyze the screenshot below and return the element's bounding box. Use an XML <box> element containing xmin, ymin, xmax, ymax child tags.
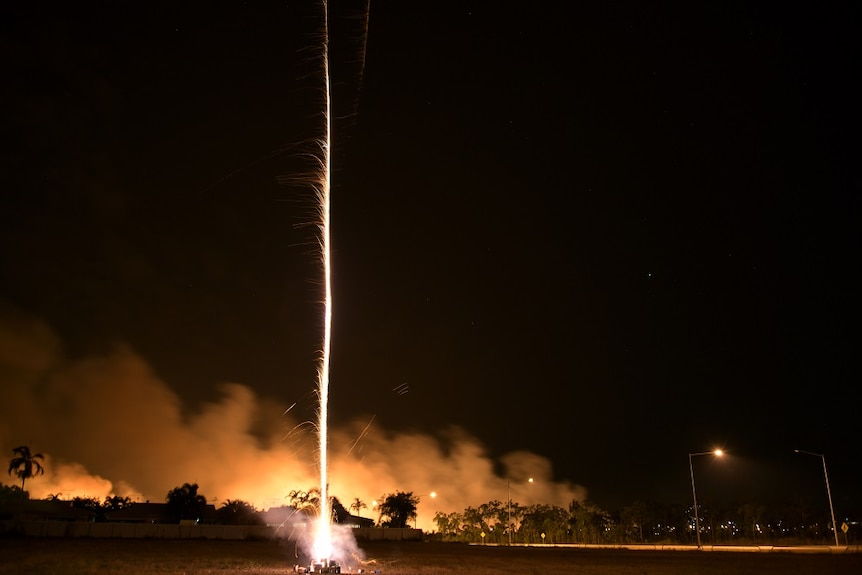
<box><xmin>0</xmin><ymin>306</ymin><xmax>587</xmax><ymax>530</ymax></box>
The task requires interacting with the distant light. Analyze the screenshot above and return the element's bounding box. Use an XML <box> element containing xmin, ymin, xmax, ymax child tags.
<box><xmin>714</xmin><ymin>450</ymin><xmax>724</xmax><ymax>457</ymax></box>
<box><xmin>528</xmin><ymin>478</ymin><xmax>534</xmax><ymax>483</ymax></box>
<box><xmin>430</xmin><ymin>492</ymin><xmax>437</xmax><ymax>498</ymax></box>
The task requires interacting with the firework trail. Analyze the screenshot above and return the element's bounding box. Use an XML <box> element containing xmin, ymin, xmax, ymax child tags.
<box><xmin>312</xmin><ymin>0</ymin><xmax>334</xmax><ymax>561</ymax></box>
<box><xmin>354</xmin><ymin>1</ymin><xmax>372</xmax><ymax>108</ymax></box>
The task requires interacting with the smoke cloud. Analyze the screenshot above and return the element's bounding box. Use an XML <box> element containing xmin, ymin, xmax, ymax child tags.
<box><xmin>0</xmin><ymin>305</ymin><xmax>587</xmax><ymax>530</ymax></box>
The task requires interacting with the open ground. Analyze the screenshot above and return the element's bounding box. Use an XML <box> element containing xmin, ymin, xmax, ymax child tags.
<box><xmin>1</xmin><ymin>539</ymin><xmax>860</xmax><ymax>575</ymax></box>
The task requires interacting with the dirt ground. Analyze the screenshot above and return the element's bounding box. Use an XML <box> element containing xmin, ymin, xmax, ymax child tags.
<box><xmin>0</xmin><ymin>538</ymin><xmax>860</xmax><ymax>575</ymax></box>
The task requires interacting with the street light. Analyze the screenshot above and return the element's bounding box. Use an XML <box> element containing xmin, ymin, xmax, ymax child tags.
<box><xmin>689</xmin><ymin>449</ymin><xmax>723</xmax><ymax>549</ymax></box>
<box><xmin>794</xmin><ymin>449</ymin><xmax>839</xmax><ymax>546</ymax></box>
<box><xmin>506</xmin><ymin>478</ymin><xmax>534</xmax><ymax>546</ymax></box>
<box><xmin>507</xmin><ymin>480</ymin><xmax>512</xmax><ymax>546</ymax></box>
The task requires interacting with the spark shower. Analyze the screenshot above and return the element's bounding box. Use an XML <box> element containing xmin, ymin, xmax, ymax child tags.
<box><xmin>311</xmin><ymin>0</ymin><xmax>335</xmax><ymax>563</ymax></box>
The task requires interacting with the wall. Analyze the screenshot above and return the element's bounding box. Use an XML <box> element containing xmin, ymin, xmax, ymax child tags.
<box><xmin>0</xmin><ymin>520</ymin><xmax>423</xmax><ymax>541</ymax></box>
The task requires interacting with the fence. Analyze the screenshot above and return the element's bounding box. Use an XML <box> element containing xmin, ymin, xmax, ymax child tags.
<box><xmin>0</xmin><ymin>520</ymin><xmax>422</xmax><ymax>542</ymax></box>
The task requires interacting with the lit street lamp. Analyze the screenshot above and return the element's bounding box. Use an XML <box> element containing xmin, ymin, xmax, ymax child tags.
<box><xmin>507</xmin><ymin>478</ymin><xmax>533</xmax><ymax>546</ymax></box>
<box><xmin>794</xmin><ymin>449</ymin><xmax>840</xmax><ymax>546</ymax></box>
<box><xmin>507</xmin><ymin>480</ymin><xmax>512</xmax><ymax>546</ymax></box>
<box><xmin>689</xmin><ymin>449</ymin><xmax>723</xmax><ymax>549</ymax></box>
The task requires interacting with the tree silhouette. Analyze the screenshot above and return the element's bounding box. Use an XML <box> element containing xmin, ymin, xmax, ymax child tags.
<box><xmin>71</xmin><ymin>496</ymin><xmax>101</xmax><ymax>510</ymax></box>
<box><xmin>103</xmin><ymin>495</ymin><xmax>133</xmax><ymax>511</ymax></box>
<box><xmin>377</xmin><ymin>491</ymin><xmax>419</xmax><ymax>528</ymax></box>
<box><xmin>165</xmin><ymin>483</ymin><xmax>208</xmax><ymax>523</ymax></box>
<box><xmin>331</xmin><ymin>496</ymin><xmax>350</xmax><ymax>523</ymax></box>
<box><xmin>0</xmin><ymin>483</ymin><xmax>26</xmax><ymax>505</ymax></box>
<box><xmin>287</xmin><ymin>488</ymin><xmax>321</xmax><ymax>515</ymax></box>
<box><xmin>349</xmin><ymin>497</ymin><xmax>367</xmax><ymax>517</ymax></box>
<box><xmin>7</xmin><ymin>445</ymin><xmax>45</xmax><ymax>492</ymax></box>
<box><xmin>217</xmin><ymin>500</ymin><xmax>263</xmax><ymax>525</ymax></box>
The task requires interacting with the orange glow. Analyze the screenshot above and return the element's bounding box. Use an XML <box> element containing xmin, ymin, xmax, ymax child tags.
<box><xmin>0</xmin><ymin>323</ymin><xmax>588</xmax><ymax>533</ymax></box>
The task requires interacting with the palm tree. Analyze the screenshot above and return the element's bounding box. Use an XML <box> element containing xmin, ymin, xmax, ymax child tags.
<box><xmin>287</xmin><ymin>488</ymin><xmax>321</xmax><ymax>515</ymax></box>
<box><xmin>165</xmin><ymin>483</ymin><xmax>208</xmax><ymax>523</ymax></box>
<box><xmin>350</xmin><ymin>497</ymin><xmax>368</xmax><ymax>517</ymax></box>
<box><xmin>7</xmin><ymin>445</ymin><xmax>45</xmax><ymax>491</ymax></box>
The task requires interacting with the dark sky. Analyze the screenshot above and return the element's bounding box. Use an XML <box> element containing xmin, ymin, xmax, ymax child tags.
<box><xmin>2</xmin><ymin>2</ymin><xmax>860</xmax><ymax>516</ymax></box>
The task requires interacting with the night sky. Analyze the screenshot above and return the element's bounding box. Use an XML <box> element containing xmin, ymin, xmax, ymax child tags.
<box><xmin>2</xmin><ymin>2</ymin><xmax>860</xmax><ymax>521</ymax></box>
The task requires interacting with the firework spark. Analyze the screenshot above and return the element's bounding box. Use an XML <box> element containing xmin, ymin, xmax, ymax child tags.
<box><xmin>311</xmin><ymin>0</ymin><xmax>334</xmax><ymax>563</ymax></box>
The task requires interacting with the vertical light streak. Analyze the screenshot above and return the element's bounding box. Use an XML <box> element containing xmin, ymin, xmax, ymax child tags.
<box><xmin>312</xmin><ymin>0</ymin><xmax>334</xmax><ymax>562</ymax></box>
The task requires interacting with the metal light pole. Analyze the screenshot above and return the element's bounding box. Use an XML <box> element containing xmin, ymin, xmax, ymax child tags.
<box><xmin>689</xmin><ymin>450</ymin><xmax>723</xmax><ymax>549</ymax></box>
<box><xmin>507</xmin><ymin>480</ymin><xmax>511</xmax><ymax>546</ymax></box>
<box><xmin>795</xmin><ymin>450</ymin><xmax>840</xmax><ymax>546</ymax></box>
<box><xmin>506</xmin><ymin>477</ymin><xmax>534</xmax><ymax>545</ymax></box>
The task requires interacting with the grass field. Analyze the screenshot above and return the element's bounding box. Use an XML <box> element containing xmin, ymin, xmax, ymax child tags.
<box><xmin>0</xmin><ymin>538</ymin><xmax>860</xmax><ymax>575</ymax></box>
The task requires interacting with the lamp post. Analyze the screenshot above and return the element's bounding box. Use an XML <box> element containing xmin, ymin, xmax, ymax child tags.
<box><xmin>506</xmin><ymin>478</ymin><xmax>533</xmax><ymax>546</ymax></box>
<box><xmin>689</xmin><ymin>449</ymin><xmax>723</xmax><ymax>549</ymax></box>
<box><xmin>794</xmin><ymin>449</ymin><xmax>839</xmax><ymax>546</ymax></box>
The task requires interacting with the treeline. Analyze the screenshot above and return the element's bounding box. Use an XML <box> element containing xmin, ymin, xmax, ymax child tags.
<box><xmin>0</xmin><ymin>482</ymin><xmax>264</xmax><ymax>526</ymax></box>
<box><xmin>432</xmin><ymin>498</ymin><xmax>853</xmax><ymax>545</ymax></box>
<box><xmin>2</xmin><ymin>478</ymin><xmax>854</xmax><ymax>544</ymax></box>
<box><xmin>0</xmin><ymin>482</ymin><xmax>418</xmax><ymax>529</ymax></box>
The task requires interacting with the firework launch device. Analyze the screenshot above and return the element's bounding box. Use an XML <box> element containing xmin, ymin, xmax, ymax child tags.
<box><xmin>294</xmin><ymin>558</ymin><xmax>342</xmax><ymax>574</ymax></box>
